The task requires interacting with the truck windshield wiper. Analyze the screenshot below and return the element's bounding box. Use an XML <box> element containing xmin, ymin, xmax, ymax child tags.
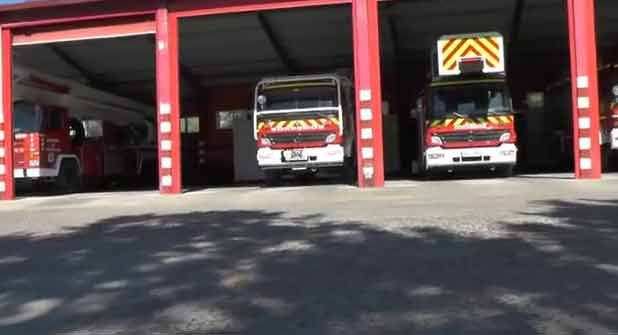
<box><xmin>487</xmin><ymin>109</ymin><xmax>509</xmax><ymax>115</ymax></box>
<box><xmin>448</xmin><ymin>112</ymin><xmax>466</xmax><ymax>118</ymax></box>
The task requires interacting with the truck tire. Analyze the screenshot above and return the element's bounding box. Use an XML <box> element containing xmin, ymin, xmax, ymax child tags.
<box><xmin>55</xmin><ymin>159</ymin><xmax>82</xmax><ymax>193</ymax></box>
<box><xmin>499</xmin><ymin>165</ymin><xmax>514</xmax><ymax>178</ymax></box>
<box><xmin>602</xmin><ymin>144</ymin><xmax>613</xmax><ymax>173</ymax></box>
<box><xmin>264</xmin><ymin>170</ymin><xmax>282</xmax><ymax>186</ymax></box>
<box><xmin>343</xmin><ymin>157</ymin><xmax>357</xmax><ymax>185</ymax></box>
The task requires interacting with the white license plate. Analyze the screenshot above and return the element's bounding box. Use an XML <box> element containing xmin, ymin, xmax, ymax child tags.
<box><xmin>461</xmin><ymin>151</ymin><xmax>482</xmax><ymax>158</ymax></box>
<box><xmin>284</xmin><ymin>149</ymin><xmax>307</xmax><ymax>161</ymax></box>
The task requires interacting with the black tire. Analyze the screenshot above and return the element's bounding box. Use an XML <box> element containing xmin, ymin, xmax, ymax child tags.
<box><xmin>55</xmin><ymin>159</ymin><xmax>82</xmax><ymax>193</ymax></box>
<box><xmin>264</xmin><ymin>170</ymin><xmax>282</xmax><ymax>186</ymax></box>
<box><xmin>602</xmin><ymin>145</ymin><xmax>613</xmax><ymax>173</ymax></box>
<box><xmin>343</xmin><ymin>156</ymin><xmax>357</xmax><ymax>185</ymax></box>
<box><xmin>499</xmin><ymin>165</ymin><xmax>514</xmax><ymax>178</ymax></box>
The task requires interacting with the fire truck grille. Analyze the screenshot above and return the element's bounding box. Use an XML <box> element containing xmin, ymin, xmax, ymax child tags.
<box><xmin>267</xmin><ymin>132</ymin><xmax>331</xmax><ymax>144</ymax></box>
<box><xmin>439</xmin><ymin>130</ymin><xmax>505</xmax><ymax>144</ymax></box>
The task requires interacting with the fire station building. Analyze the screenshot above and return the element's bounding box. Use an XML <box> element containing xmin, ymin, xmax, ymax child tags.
<box><xmin>0</xmin><ymin>0</ymin><xmax>609</xmax><ymax>200</ymax></box>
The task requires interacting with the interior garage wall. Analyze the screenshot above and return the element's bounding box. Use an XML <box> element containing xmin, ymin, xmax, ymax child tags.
<box><xmin>197</xmin><ymin>85</ymin><xmax>252</xmax><ymax>185</ymax></box>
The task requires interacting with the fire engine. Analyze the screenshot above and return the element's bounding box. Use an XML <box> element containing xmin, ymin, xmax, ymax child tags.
<box><xmin>544</xmin><ymin>64</ymin><xmax>618</xmax><ymax>171</ymax></box>
<box><xmin>598</xmin><ymin>66</ymin><xmax>618</xmax><ymax>170</ymax></box>
<box><xmin>253</xmin><ymin>74</ymin><xmax>355</xmax><ymax>183</ymax></box>
<box><xmin>411</xmin><ymin>32</ymin><xmax>518</xmax><ymax>177</ymax></box>
<box><xmin>11</xmin><ymin>64</ymin><xmax>155</xmax><ymax>192</ymax></box>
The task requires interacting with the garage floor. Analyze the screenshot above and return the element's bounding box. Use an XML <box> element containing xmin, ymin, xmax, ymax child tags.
<box><xmin>1</xmin><ymin>175</ymin><xmax>618</xmax><ymax>334</ymax></box>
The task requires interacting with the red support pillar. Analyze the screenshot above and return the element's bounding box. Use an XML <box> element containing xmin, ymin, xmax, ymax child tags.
<box><xmin>0</xmin><ymin>28</ymin><xmax>15</xmax><ymax>200</ymax></box>
<box><xmin>155</xmin><ymin>7</ymin><xmax>182</xmax><ymax>194</ymax></box>
<box><xmin>352</xmin><ymin>0</ymin><xmax>384</xmax><ymax>188</ymax></box>
<box><xmin>567</xmin><ymin>0</ymin><xmax>602</xmax><ymax>179</ymax></box>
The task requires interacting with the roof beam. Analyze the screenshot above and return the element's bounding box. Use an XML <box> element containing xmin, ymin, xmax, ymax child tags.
<box><xmin>387</xmin><ymin>14</ymin><xmax>401</xmax><ymax>66</ymax></box>
<box><xmin>509</xmin><ymin>0</ymin><xmax>526</xmax><ymax>50</ymax></box>
<box><xmin>47</xmin><ymin>44</ymin><xmax>108</xmax><ymax>89</ymax></box>
<box><xmin>256</xmin><ymin>12</ymin><xmax>298</xmax><ymax>74</ymax></box>
<box><xmin>47</xmin><ymin>43</ymin><xmax>154</xmax><ymax>105</ymax></box>
<box><xmin>143</xmin><ymin>35</ymin><xmax>206</xmax><ymax>95</ymax></box>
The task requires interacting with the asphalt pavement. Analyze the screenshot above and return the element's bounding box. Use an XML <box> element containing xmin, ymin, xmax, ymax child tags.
<box><xmin>1</xmin><ymin>174</ymin><xmax>617</xmax><ymax>334</ymax></box>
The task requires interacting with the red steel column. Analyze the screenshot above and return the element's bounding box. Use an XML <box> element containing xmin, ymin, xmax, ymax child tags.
<box><xmin>156</xmin><ymin>7</ymin><xmax>182</xmax><ymax>194</ymax></box>
<box><xmin>0</xmin><ymin>28</ymin><xmax>15</xmax><ymax>200</ymax></box>
<box><xmin>567</xmin><ymin>0</ymin><xmax>601</xmax><ymax>179</ymax></box>
<box><xmin>352</xmin><ymin>0</ymin><xmax>384</xmax><ymax>188</ymax></box>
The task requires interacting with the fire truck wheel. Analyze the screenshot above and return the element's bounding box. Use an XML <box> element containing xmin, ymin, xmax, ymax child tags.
<box><xmin>55</xmin><ymin>159</ymin><xmax>82</xmax><ymax>193</ymax></box>
<box><xmin>343</xmin><ymin>157</ymin><xmax>357</xmax><ymax>185</ymax></box>
<box><xmin>601</xmin><ymin>145</ymin><xmax>613</xmax><ymax>173</ymax></box>
<box><xmin>264</xmin><ymin>170</ymin><xmax>282</xmax><ymax>186</ymax></box>
<box><xmin>499</xmin><ymin>165</ymin><xmax>514</xmax><ymax>178</ymax></box>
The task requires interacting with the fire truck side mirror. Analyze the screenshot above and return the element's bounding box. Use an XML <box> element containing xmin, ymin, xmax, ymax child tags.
<box><xmin>257</xmin><ymin>95</ymin><xmax>267</xmax><ymax>109</ymax></box>
<box><xmin>69</xmin><ymin>118</ymin><xmax>86</xmax><ymax>145</ymax></box>
<box><xmin>410</xmin><ymin>97</ymin><xmax>424</xmax><ymax>119</ymax></box>
<box><xmin>612</xmin><ymin>84</ymin><xmax>618</xmax><ymax>98</ymax></box>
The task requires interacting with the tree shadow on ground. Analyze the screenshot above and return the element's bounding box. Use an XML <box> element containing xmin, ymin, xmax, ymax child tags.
<box><xmin>0</xmin><ymin>200</ymin><xmax>617</xmax><ymax>334</ymax></box>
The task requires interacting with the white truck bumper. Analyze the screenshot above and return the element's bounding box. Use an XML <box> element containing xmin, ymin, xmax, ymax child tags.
<box><xmin>14</xmin><ymin>168</ymin><xmax>57</xmax><ymax>179</ymax></box>
<box><xmin>426</xmin><ymin>144</ymin><xmax>517</xmax><ymax>170</ymax></box>
<box><xmin>257</xmin><ymin>145</ymin><xmax>344</xmax><ymax>170</ymax></box>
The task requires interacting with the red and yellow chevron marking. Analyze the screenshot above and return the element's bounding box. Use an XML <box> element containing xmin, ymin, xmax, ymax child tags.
<box><xmin>429</xmin><ymin>115</ymin><xmax>514</xmax><ymax>128</ymax></box>
<box><xmin>442</xmin><ymin>36</ymin><xmax>501</xmax><ymax>71</ymax></box>
<box><xmin>257</xmin><ymin>117</ymin><xmax>340</xmax><ymax>131</ymax></box>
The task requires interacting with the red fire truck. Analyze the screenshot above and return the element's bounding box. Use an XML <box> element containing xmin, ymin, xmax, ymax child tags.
<box><xmin>544</xmin><ymin>64</ymin><xmax>618</xmax><ymax>171</ymax></box>
<box><xmin>411</xmin><ymin>32</ymin><xmax>518</xmax><ymax>177</ymax></box>
<box><xmin>253</xmin><ymin>74</ymin><xmax>355</xmax><ymax>183</ymax></box>
<box><xmin>599</xmin><ymin>66</ymin><xmax>618</xmax><ymax>170</ymax></box>
<box><xmin>11</xmin><ymin>65</ymin><xmax>155</xmax><ymax>192</ymax></box>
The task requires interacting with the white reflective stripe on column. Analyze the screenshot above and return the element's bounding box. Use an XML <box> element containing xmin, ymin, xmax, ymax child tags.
<box><xmin>580</xmin><ymin>158</ymin><xmax>592</xmax><ymax>170</ymax></box>
<box><xmin>576</xmin><ymin>76</ymin><xmax>589</xmax><ymax>89</ymax></box>
<box><xmin>160</xmin><ymin>103</ymin><xmax>171</xmax><ymax>115</ymax></box>
<box><xmin>161</xmin><ymin>157</ymin><xmax>172</xmax><ymax>169</ymax></box>
<box><xmin>577</xmin><ymin>96</ymin><xmax>590</xmax><ymax>109</ymax></box>
<box><xmin>363</xmin><ymin>166</ymin><xmax>374</xmax><ymax>178</ymax></box>
<box><xmin>161</xmin><ymin>140</ymin><xmax>172</xmax><ymax>151</ymax></box>
<box><xmin>579</xmin><ymin>137</ymin><xmax>591</xmax><ymax>150</ymax></box>
<box><xmin>362</xmin><ymin>147</ymin><xmax>374</xmax><ymax>159</ymax></box>
<box><xmin>578</xmin><ymin>117</ymin><xmax>591</xmax><ymax>129</ymax></box>
<box><xmin>160</xmin><ymin>121</ymin><xmax>171</xmax><ymax>133</ymax></box>
<box><xmin>361</xmin><ymin>128</ymin><xmax>373</xmax><ymax>140</ymax></box>
<box><xmin>161</xmin><ymin>175</ymin><xmax>172</xmax><ymax>187</ymax></box>
<box><xmin>360</xmin><ymin>108</ymin><xmax>373</xmax><ymax>121</ymax></box>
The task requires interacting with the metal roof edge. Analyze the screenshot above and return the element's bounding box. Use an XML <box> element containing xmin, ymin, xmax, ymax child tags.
<box><xmin>0</xmin><ymin>0</ymin><xmax>104</xmax><ymax>13</ymax></box>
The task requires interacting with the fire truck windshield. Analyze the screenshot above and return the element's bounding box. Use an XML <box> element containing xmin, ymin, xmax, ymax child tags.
<box><xmin>257</xmin><ymin>80</ymin><xmax>339</xmax><ymax>112</ymax></box>
<box><xmin>429</xmin><ymin>84</ymin><xmax>510</xmax><ymax>119</ymax></box>
<box><xmin>13</xmin><ymin>101</ymin><xmax>44</xmax><ymax>133</ymax></box>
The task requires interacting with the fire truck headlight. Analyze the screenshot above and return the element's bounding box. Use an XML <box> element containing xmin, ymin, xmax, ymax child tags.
<box><xmin>430</xmin><ymin>136</ymin><xmax>443</xmax><ymax>145</ymax></box>
<box><xmin>499</xmin><ymin>132</ymin><xmax>512</xmax><ymax>142</ymax></box>
<box><xmin>325</xmin><ymin>133</ymin><xmax>337</xmax><ymax>144</ymax></box>
<box><xmin>260</xmin><ymin>137</ymin><xmax>272</xmax><ymax>146</ymax></box>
